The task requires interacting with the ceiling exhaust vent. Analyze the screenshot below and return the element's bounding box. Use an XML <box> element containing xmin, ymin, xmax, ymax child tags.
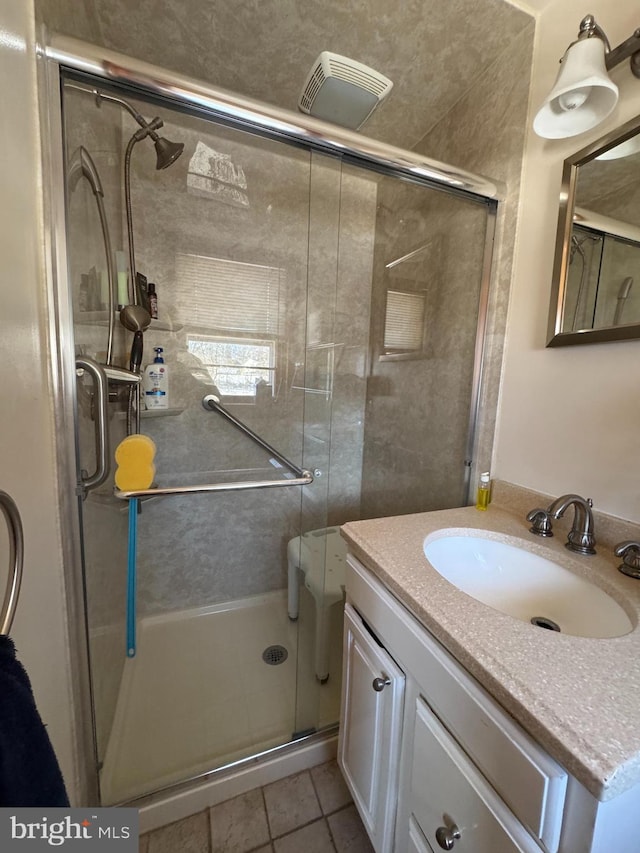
<box><xmin>298</xmin><ymin>51</ymin><xmax>393</xmax><ymax>130</ymax></box>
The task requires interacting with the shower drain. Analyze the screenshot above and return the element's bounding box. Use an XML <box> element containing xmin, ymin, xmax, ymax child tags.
<box><xmin>530</xmin><ymin>616</ymin><xmax>561</xmax><ymax>632</ymax></box>
<box><xmin>262</xmin><ymin>645</ymin><xmax>288</xmax><ymax>665</ymax></box>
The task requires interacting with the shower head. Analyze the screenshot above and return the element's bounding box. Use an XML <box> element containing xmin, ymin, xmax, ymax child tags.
<box><xmin>154</xmin><ymin>135</ymin><xmax>184</xmax><ymax>170</ymax></box>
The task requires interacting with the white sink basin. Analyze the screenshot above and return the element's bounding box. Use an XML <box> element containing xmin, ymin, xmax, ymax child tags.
<box><xmin>423</xmin><ymin>533</ymin><xmax>633</xmax><ymax>638</ymax></box>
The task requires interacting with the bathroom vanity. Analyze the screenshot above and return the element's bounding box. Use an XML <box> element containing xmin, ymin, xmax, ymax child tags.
<box><xmin>338</xmin><ymin>498</ymin><xmax>640</xmax><ymax>853</ymax></box>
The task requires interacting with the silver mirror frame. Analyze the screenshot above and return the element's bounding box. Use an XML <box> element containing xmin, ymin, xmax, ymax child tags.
<box><xmin>547</xmin><ymin>113</ymin><xmax>640</xmax><ymax>347</ymax></box>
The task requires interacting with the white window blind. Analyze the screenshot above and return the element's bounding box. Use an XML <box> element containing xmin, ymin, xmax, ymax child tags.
<box><xmin>174</xmin><ymin>252</ymin><xmax>284</xmax><ymax>333</ymax></box>
<box><xmin>383</xmin><ymin>290</ymin><xmax>425</xmax><ymax>351</ymax></box>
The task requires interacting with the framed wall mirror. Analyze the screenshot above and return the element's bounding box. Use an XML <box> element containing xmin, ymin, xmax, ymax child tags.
<box><xmin>547</xmin><ymin>113</ymin><xmax>640</xmax><ymax>346</ymax></box>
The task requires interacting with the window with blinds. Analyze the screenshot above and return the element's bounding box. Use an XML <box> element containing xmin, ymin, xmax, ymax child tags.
<box><xmin>175</xmin><ymin>252</ymin><xmax>283</xmax><ymax>400</ymax></box>
<box><xmin>187</xmin><ymin>335</ymin><xmax>275</xmax><ymax>398</ymax></box>
<box><xmin>383</xmin><ymin>289</ymin><xmax>426</xmax><ymax>355</ymax></box>
<box><xmin>174</xmin><ymin>252</ymin><xmax>284</xmax><ymax>334</ymax></box>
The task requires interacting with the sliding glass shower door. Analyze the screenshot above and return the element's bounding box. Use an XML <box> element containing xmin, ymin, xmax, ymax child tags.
<box><xmin>61</xmin><ymin>73</ymin><xmax>493</xmax><ymax>804</ymax></box>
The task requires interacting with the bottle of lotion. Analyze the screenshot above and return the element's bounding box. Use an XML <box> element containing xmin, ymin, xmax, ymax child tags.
<box><xmin>143</xmin><ymin>347</ymin><xmax>169</xmax><ymax>410</ymax></box>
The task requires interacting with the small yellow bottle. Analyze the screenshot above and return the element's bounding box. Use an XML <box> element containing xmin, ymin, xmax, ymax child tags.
<box><xmin>476</xmin><ymin>471</ymin><xmax>491</xmax><ymax>511</ymax></box>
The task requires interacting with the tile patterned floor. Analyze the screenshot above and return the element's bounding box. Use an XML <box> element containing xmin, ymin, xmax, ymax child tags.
<box><xmin>139</xmin><ymin>760</ymin><xmax>374</xmax><ymax>853</ymax></box>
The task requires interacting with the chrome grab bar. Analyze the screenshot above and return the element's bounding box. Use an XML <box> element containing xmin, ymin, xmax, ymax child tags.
<box><xmin>76</xmin><ymin>356</ymin><xmax>110</xmax><ymax>495</ymax></box>
<box><xmin>202</xmin><ymin>394</ymin><xmax>309</xmax><ymax>478</ymax></box>
<box><xmin>113</xmin><ymin>395</ymin><xmax>314</xmax><ymax>499</ymax></box>
<box><xmin>0</xmin><ymin>491</ymin><xmax>24</xmax><ymax>636</ymax></box>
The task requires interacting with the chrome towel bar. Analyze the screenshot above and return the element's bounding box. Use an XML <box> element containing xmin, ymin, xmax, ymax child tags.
<box><xmin>0</xmin><ymin>491</ymin><xmax>24</xmax><ymax>636</ymax></box>
<box><xmin>114</xmin><ymin>395</ymin><xmax>313</xmax><ymax>499</ymax></box>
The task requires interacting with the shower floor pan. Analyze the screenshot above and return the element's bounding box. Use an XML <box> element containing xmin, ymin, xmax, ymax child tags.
<box><xmin>99</xmin><ymin>589</ymin><xmax>341</xmax><ymax>804</ymax></box>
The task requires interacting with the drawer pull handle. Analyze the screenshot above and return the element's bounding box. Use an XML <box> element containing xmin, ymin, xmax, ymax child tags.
<box><xmin>372</xmin><ymin>676</ymin><xmax>391</xmax><ymax>692</ymax></box>
<box><xmin>435</xmin><ymin>823</ymin><xmax>461</xmax><ymax>850</ymax></box>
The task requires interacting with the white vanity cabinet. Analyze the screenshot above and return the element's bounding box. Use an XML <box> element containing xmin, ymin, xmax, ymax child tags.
<box><xmin>339</xmin><ymin>554</ymin><xmax>569</xmax><ymax>853</ymax></box>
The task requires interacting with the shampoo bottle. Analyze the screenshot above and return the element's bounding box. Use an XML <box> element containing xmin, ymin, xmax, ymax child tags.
<box><xmin>148</xmin><ymin>282</ymin><xmax>158</xmax><ymax>319</ymax></box>
<box><xmin>476</xmin><ymin>471</ymin><xmax>491</xmax><ymax>511</ymax></box>
<box><xmin>143</xmin><ymin>347</ymin><xmax>169</xmax><ymax>410</ymax></box>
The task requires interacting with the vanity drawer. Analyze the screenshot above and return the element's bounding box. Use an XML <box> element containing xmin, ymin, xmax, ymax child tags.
<box><xmin>416</xmin><ymin>655</ymin><xmax>567</xmax><ymax>852</ymax></box>
<box><xmin>346</xmin><ymin>555</ymin><xmax>567</xmax><ymax>852</ymax></box>
<box><xmin>411</xmin><ymin>697</ymin><xmax>542</xmax><ymax>853</ymax></box>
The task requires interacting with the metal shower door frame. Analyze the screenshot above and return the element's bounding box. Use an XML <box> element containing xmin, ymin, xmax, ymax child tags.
<box><xmin>39</xmin><ymin>30</ymin><xmax>501</xmax><ymax>806</ymax></box>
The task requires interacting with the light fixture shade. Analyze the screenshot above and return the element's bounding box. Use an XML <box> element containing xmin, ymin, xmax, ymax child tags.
<box><xmin>533</xmin><ymin>37</ymin><xmax>618</xmax><ymax>139</ymax></box>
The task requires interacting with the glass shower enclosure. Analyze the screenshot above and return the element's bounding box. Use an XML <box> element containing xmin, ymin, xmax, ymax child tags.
<box><xmin>54</xmin><ymin>51</ymin><xmax>497</xmax><ymax>805</ymax></box>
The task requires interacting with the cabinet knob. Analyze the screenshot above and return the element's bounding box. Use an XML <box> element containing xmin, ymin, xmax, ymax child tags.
<box><xmin>371</xmin><ymin>676</ymin><xmax>391</xmax><ymax>692</ymax></box>
<box><xmin>435</xmin><ymin>823</ymin><xmax>461</xmax><ymax>850</ymax></box>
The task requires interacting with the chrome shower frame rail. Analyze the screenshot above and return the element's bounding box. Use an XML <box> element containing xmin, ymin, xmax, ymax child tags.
<box><xmin>0</xmin><ymin>490</ymin><xmax>24</xmax><ymax>636</ymax></box>
<box><xmin>44</xmin><ymin>34</ymin><xmax>504</xmax><ymax>203</ymax></box>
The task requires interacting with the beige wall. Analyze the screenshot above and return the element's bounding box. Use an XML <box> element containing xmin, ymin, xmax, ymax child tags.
<box><xmin>495</xmin><ymin>1</ymin><xmax>640</xmax><ymax>523</ymax></box>
<box><xmin>0</xmin><ymin>2</ymin><xmax>78</xmax><ymax>800</ymax></box>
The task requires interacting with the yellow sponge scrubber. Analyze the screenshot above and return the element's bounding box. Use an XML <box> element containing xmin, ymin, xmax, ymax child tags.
<box><xmin>114</xmin><ymin>434</ymin><xmax>156</xmax><ymax>491</ymax></box>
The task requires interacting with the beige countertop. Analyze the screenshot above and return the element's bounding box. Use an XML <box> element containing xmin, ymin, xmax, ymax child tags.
<box><xmin>341</xmin><ymin>498</ymin><xmax>640</xmax><ymax>803</ymax></box>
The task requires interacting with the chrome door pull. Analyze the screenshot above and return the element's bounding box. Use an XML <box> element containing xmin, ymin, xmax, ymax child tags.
<box><xmin>76</xmin><ymin>357</ymin><xmax>110</xmax><ymax>496</ymax></box>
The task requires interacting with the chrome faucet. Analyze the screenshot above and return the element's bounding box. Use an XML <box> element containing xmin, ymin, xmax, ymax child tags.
<box><xmin>547</xmin><ymin>494</ymin><xmax>596</xmax><ymax>555</ymax></box>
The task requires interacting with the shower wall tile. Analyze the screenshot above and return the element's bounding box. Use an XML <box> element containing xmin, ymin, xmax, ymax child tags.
<box><xmin>412</xmin><ymin>26</ymin><xmax>535</xmax><ymax>484</ymax></box>
<box><xmin>361</xmin><ymin>181</ymin><xmax>487</xmax><ymax>518</ymax></box>
<box><xmin>38</xmin><ymin>0</ymin><xmax>532</xmax><ymax>153</ymax></box>
<box><xmin>35</xmin><ymin>0</ymin><xmax>103</xmax><ymax>42</ymax></box>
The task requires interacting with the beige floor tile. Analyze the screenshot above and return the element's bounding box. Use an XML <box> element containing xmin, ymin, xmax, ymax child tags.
<box><xmin>310</xmin><ymin>761</ymin><xmax>352</xmax><ymax>814</ymax></box>
<box><xmin>139</xmin><ymin>833</ymin><xmax>149</xmax><ymax>853</ymax></box>
<box><xmin>210</xmin><ymin>788</ymin><xmax>270</xmax><ymax>852</ymax></box>
<box><xmin>273</xmin><ymin>819</ymin><xmax>336</xmax><ymax>853</ymax></box>
<box><xmin>263</xmin><ymin>770</ymin><xmax>322</xmax><ymax>838</ymax></box>
<box><xmin>147</xmin><ymin>811</ymin><xmax>209</xmax><ymax>853</ymax></box>
<box><xmin>327</xmin><ymin>806</ymin><xmax>374</xmax><ymax>853</ymax></box>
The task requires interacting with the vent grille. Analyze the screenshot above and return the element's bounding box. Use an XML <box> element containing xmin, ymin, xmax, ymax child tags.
<box><xmin>327</xmin><ymin>58</ymin><xmax>390</xmax><ymax>96</ymax></box>
<box><xmin>300</xmin><ymin>62</ymin><xmax>327</xmax><ymax>111</ymax></box>
<box><xmin>298</xmin><ymin>52</ymin><xmax>393</xmax><ymax>117</ymax></box>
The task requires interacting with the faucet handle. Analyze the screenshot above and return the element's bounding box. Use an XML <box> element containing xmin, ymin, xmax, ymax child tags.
<box><xmin>527</xmin><ymin>508</ymin><xmax>554</xmax><ymax>537</ymax></box>
<box><xmin>614</xmin><ymin>541</ymin><xmax>640</xmax><ymax>579</ymax></box>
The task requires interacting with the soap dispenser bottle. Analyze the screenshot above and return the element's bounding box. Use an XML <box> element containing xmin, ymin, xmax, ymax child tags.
<box><xmin>142</xmin><ymin>347</ymin><xmax>169</xmax><ymax>410</ymax></box>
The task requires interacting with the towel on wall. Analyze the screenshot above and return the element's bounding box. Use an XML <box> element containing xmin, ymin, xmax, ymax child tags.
<box><xmin>0</xmin><ymin>635</ymin><xmax>69</xmax><ymax>806</ymax></box>
<box><xmin>187</xmin><ymin>141</ymin><xmax>249</xmax><ymax>208</ymax></box>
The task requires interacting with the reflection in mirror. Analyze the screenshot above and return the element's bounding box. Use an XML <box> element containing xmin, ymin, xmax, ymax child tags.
<box><xmin>547</xmin><ymin>114</ymin><xmax>640</xmax><ymax>345</ymax></box>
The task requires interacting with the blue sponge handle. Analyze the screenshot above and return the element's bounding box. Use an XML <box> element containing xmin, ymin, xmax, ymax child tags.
<box><xmin>126</xmin><ymin>498</ymin><xmax>138</xmax><ymax>657</ymax></box>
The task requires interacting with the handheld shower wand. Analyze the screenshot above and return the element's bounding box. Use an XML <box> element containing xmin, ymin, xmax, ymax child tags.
<box><xmin>68</xmin><ymin>83</ymin><xmax>184</xmax><ymax>432</ymax></box>
<box><xmin>613</xmin><ymin>277</ymin><xmax>633</xmax><ymax>326</ymax></box>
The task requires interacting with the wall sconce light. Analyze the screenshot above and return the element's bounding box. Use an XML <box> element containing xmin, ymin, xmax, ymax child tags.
<box><xmin>533</xmin><ymin>14</ymin><xmax>640</xmax><ymax>139</ymax></box>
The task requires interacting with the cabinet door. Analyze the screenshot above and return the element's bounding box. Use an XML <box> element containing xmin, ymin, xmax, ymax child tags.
<box><xmin>338</xmin><ymin>603</ymin><xmax>405</xmax><ymax>853</ymax></box>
